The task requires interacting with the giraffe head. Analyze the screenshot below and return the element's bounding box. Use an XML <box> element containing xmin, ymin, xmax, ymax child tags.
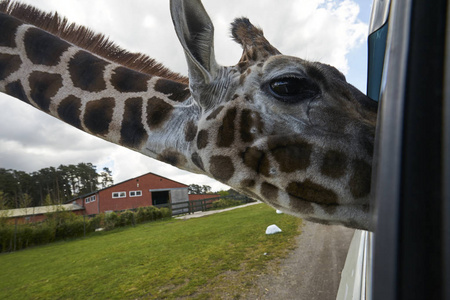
<box><xmin>172</xmin><ymin>0</ymin><xmax>377</xmax><ymax>230</ymax></box>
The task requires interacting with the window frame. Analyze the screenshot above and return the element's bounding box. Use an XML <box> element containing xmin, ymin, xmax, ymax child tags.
<box><xmin>129</xmin><ymin>190</ymin><xmax>142</xmax><ymax>197</ymax></box>
<box><xmin>112</xmin><ymin>191</ymin><xmax>126</xmax><ymax>198</ymax></box>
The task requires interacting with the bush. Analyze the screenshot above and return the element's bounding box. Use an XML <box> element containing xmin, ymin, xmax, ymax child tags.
<box><xmin>0</xmin><ymin>205</ymin><xmax>173</xmax><ymax>253</ymax></box>
<box><xmin>118</xmin><ymin>210</ymin><xmax>134</xmax><ymax>227</ymax></box>
<box><xmin>0</xmin><ymin>224</ymin><xmax>14</xmax><ymax>252</ymax></box>
<box><xmin>211</xmin><ymin>199</ymin><xmax>243</xmax><ymax>210</ymax></box>
<box><xmin>104</xmin><ymin>212</ymin><xmax>119</xmax><ymax>230</ymax></box>
<box><xmin>160</xmin><ymin>207</ymin><xmax>172</xmax><ymax>219</ymax></box>
<box><xmin>87</xmin><ymin>214</ymin><xmax>103</xmax><ymax>231</ymax></box>
<box><xmin>55</xmin><ymin>218</ymin><xmax>84</xmax><ymax>240</ymax></box>
<box><xmin>136</xmin><ymin>206</ymin><xmax>158</xmax><ymax>223</ymax></box>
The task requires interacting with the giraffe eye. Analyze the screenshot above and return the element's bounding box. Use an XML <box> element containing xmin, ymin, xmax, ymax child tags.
<box><xmin>267</xmin><ymin>76</ymin><xmax>320</xmax><ymax>103</ymax></box>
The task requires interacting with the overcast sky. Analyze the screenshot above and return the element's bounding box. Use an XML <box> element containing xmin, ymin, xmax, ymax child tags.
<box><xmin>0</xmin><ymin>0</ymin><xmax>372</xmax><ymax>191</ymax></box>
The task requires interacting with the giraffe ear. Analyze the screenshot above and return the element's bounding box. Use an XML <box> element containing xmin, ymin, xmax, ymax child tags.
<box><xmin>170</xmin><ymin>0</ymin><xmax>218</xmax><ymax>85</ymax></box>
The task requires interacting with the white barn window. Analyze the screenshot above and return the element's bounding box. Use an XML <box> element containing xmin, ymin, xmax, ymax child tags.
<box><xmin>129</xmin><ymin>190</ymin><xmax>142</xmax><ymax>197</ymax></box>
<box><xmin>112</xmin><ymin>191</ymin><xmax>126</xmax><ymax>198</ymax></box>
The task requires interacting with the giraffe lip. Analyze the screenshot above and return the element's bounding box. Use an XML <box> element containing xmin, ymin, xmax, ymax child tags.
<box><xmin>287</xmin><ymin>192</ymin><xmax>339</xmax><ymax>207</ymax></box>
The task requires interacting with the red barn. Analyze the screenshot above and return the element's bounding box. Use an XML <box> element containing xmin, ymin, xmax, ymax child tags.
<box><xmin>69</xmin><ymin>172</ymin><xmax>189</xmax><ymax>215</ymax></box>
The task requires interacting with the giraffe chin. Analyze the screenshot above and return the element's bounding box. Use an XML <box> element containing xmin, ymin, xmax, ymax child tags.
<box><xmin>273</xmin><ymin>192</ymin><xmax>372</xmax><ymax>231</ymax></box>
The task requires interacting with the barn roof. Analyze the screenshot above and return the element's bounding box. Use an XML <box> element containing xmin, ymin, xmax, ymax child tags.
<box><xmin>0</xmin><ymin>203</ymin><xmax>84</xmax><ymax>218</ymax></box>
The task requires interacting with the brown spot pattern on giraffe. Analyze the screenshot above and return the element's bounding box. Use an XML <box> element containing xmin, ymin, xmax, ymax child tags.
<box><xmin>111</xmin><ymin>67</ymin><xmax>149</xmax><ymax>93</ymax></box>
<box><xmin>120</xmin><ymin>97</ymin><xmax>148</xmax><ymax>149</ymax></box>
<box><xmin>157</xmin><ymin>150</ymin><xmax>187</xmax><ymax>167</ymax></box>
<box><xmin>69</xmin><ymin>51</ymin><xmax>108</xmax><ymax>92</ymax></box>
<box><xmin>240</xmin><ymin>109</ymin><xmax>263</xmax><ymax>143</ymax></box>
<box><xmin>349</xmin><ymin>159</ymin><xmax>372</xmax><ymax>198</ymax></box>
<box><xmin>196</xmin><ymin>130</ymin><xmax>208</xmax><ymax>149</ymax></box>
<box><xmin>321</xmin><ymin>150</ymin><xmax>347</xmax><ymax>178</ymax></box>
<box><xmin>184</xmin><ymin>120</ymin><xmax>197</xmax><ymax>142</ymax></box>
<box><xmin>242</xmin><ymin>147</ymin><xmax>271</xmax><ymax>177</ymax></box>
<box><xmin>84</xmin><ymin>97</ymin><xmax>114</xmax><ymax>136</ymax></box>
<box><xmin>209</xmin><ymin>155</ymin><xmax>235</xmax><ymax>182</ymax></box>
<box><xmin>260</xmin><ymin>182</ymin><xmax>279</xmax><ymax>200</ymax></box>
<box><xmin>154</xmin><ymin>79</ymin><xmax>190</xmax><ymax>102</ymax></box>
<box><xmin>5</xmin><ymin>81</ymin><xmax>28</xmax><ymax>104</ymax></box>
<box><xmin>268</xmin><ymin>137</ymin><xmax>312</xmax><ymax>173</ymax></box>
<box><xmin>0</xmin><ymin>13</ymin><xmax>22</xmax><ymax>47</ymax></box>
<box><xmin>24</xmin><ymin>28</ymin><xmax>70</xmax><ymax>66</ymax></box>
<box><xmin>146</xmin><ymin>96</ymin><xmax>173</xmax><ymax>130</ymax></box>
<box><xmin>29</xmin><ymin>71</ymin><xmax>63</xmax><ymax>112</ymax></box>
<box><xmin>191</xmin><ymin>152</ymin><xmax>205</xmax><ymax>171</ymax></box>
<box><xmin>287</xmin><ymin>180</ymin><xmax>338</xmax><ymax>205</ymax></box>
<box><xmin>57</xmin><ymin>95</ymin><xmax>82</xmax><ymax>129</ymax></box>
<box><xmin>0</xmin><ymin>54</ymin><xmax>21</xmax><ymax>80</ymax></box>
<box><xmin>217</xmin><ymin>108</ymin><xmax>236</xmax><ymax>147</ymax></box>
<box><xmin>240</xmin><ymin>179</ymin><xmax>255</xmax><ymax>188</ymax></box>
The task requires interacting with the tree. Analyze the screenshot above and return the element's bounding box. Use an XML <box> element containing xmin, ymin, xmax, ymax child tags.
<box><xmin>0</xmin><ymin>162</ymin><xmax>110</xmax><ymax>208</ymax></box>
<box><xmin>188</xmin><ymin>184</ymin><xmax>212</xmax><ymax>194</ymax></box>
<box><xmin>99</xmin><ymin>167</ymin><xmax>114</xmax><ymax>188</ymax></box>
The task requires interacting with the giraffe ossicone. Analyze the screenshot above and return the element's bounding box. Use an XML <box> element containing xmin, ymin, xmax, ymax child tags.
<box><xmin>0</xmin><ymin>0</ymin><xmax>377</xmax><ymax>230</ymax></box>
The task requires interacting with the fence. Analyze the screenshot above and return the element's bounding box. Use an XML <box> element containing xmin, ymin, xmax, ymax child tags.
<box><xmin>155</xmin><ymin>195</ymin><xmax>253</xmax><ymax>216</ymax></box>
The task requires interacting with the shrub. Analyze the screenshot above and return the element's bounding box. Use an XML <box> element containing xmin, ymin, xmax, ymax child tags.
<box><xmin>87</xmin><ymin>214</ymin><xmax>103</xmax><ymax>231</ymax></box>
<box><xmin>160</xmin><ymin>207</ymin><xmax>172</xmax><ymax>219</ymax></box>
<box><xmin>0</xmin><ymin>224</ymin><xmax>14</xmax><ymax>252</ymax></box>
<box><xmin>104</xmin><ymin>212</ymin><xmax>119</xmax><ymax>230</ymax></box>
<box><xmin>135</xmin><ymin>207</ymin><xmax>147</xmax><ymax>224</ymax></box>
<box><xmin>118</xmin><ymin>210</ymin><xmax>134</xmax><ymax>227</ymax></box>
<box><xmin>0</xmin><ymin>205</ymin><xmax>172</xmax><ymax>253</ymax></box>
<box><xmin>55</xmin><ymin>218</ymin><xmax>85</xmax><ymax>240</ymax></box>
<box><xmin>211</xmin><ymin>199</ymin><xmax>243</xmax><ymax>210</ymax></box>
<box><xmin>32</xmin><ymin>223</ymin><xmax>55</xmax><ymax>245</ymax></box>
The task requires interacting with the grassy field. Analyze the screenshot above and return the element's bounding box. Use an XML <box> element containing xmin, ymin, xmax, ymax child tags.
<box><xmin>0</xmin><ymin>204</ymin><xmax>302</xmax><ymax>299</ymax></box>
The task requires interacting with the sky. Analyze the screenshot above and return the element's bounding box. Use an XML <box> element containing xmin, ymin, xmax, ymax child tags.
<box><xmin>0</xmin><ymin>0</ymin><xmax>372</xmax><ymax>192</ymax></box>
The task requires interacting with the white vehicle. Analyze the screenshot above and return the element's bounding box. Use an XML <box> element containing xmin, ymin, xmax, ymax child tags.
<box><xmin>338</xmin><ymin>0</ymin><xmax>450</xmax><ymax>299</ymax></box>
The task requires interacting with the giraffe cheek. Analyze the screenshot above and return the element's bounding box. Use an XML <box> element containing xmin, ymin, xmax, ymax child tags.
<box><xmin>216</xmin><ymin>107</ymin><xmax>236</xmax><ymax>147</ymax></box>
<box><xmin>267</xmin><ymin>137</ymin><xmax>312</xmax><ymax>173</ymax></box>
<box><xmin>349</xmin><ymin>159</ymin><xmax>372</xmax><ymax>199</ymax></box>
<box><xmin>241</xmin><ymin>147</ymin><xmax>271</xmax><ymax>177</ymax></box>
<box><xmin>240</xmin><ymin>109</ymin><xmax>264</xmax><ymax>143</ymax></box>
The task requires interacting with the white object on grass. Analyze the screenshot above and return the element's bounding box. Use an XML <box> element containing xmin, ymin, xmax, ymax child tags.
<box><xmin>276</xmin><ymin>210</ymin><xmax>283</xmax><ymax>214</ymax></box>
<box><xmin>265</xmin><ymin>224</ymin><xmax>282</xmax><ymax>235</ymax></box>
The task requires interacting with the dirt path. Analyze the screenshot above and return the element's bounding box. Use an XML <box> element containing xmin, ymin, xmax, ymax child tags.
<box><xmin>246</xmin><ymin>221</ymin><xmax>354</xmax><ymax>300</ymax></box>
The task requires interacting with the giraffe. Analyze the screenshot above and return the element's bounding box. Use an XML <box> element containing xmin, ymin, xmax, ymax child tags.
<box><xmin>0</xmin><ymin>0</ymin><xmax>377</xmax><ymax>230</ymax></box>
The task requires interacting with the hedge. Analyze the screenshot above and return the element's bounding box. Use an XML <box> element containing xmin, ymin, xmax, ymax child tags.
<box><xmin>0</xmin><ymin>206</ymin><xmax>171</xmax><ymax>253</ymax></box>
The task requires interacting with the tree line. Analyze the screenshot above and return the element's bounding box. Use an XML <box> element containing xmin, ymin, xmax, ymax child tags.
<box><xmin>0</xmin><ymin>163</ymin><xmax>113</xmax><ymax>209</ymax></box>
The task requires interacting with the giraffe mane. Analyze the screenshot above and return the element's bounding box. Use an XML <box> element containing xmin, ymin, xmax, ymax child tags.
<box><xmin>0</xmin><ymin>0</ymin><xmax>189</xmax><ymax>84</ymax></box>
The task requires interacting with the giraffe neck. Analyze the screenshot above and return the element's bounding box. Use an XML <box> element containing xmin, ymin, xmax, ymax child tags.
<box><xmin>0</xmin><ymin>9</ymin><xmax>202</xmax><ymax>173</ymax></box>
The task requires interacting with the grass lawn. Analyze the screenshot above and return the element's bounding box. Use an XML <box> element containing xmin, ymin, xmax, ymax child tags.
<box><xmin>0</xmin><ymin>203</ymin><xmax>302</xmax><ymax>299</ymax></box>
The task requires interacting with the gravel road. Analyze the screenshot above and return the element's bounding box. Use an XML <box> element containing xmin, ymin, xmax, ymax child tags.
<box><xmin>246</xmin><ymin>221</ymin><xmax>355</xmax><ymax>300</ymax></box>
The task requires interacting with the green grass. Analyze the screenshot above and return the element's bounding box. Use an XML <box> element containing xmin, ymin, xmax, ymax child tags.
<box><xmin>0</xmin><ymin>204</ymin><xmax>302</xmax><ymax>299</ymax></box>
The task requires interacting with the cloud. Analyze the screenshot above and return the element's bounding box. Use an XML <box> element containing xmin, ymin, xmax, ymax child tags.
<box><xmin>0</xmin><ymin>0</ymin><xmax>368</xmax><ymax>192</ymax></box>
